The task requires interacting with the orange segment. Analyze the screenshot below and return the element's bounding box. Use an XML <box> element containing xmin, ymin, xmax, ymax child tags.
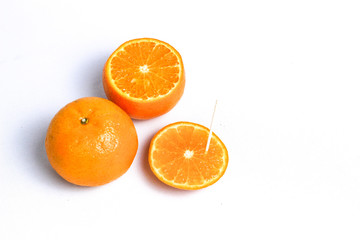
<box><xmin>149</xmin><ymin>122</ymin><xmax>228</xmax><ymax>190</ymax></box>
<box><xmin>103</xmin><ymin>38</ymin><xmax>185</xmax><ymax>119</ymax></box>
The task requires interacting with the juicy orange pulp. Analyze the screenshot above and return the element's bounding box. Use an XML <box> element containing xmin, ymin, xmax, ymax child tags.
<box><xmin>103</xmin><ymin>38</ymin><xmax>185</xmax><ymax>119</ymax></box>
<box><xmin>149</xmin><ymin>122</ymin><xmax>228</xmax><ymax>190</ymax></box>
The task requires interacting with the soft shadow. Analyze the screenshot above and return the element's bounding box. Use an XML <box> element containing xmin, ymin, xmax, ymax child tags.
<box><xmin>77</xmin><ymin>54</ymin><xmax>108</xmax><ymax>98</ymax></box>
<box><xmin>138</xmin><ymin>131</ymin><xmax>193</xmax><ymax>195</ymax></box>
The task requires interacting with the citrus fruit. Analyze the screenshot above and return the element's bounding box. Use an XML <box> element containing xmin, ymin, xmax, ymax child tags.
<box><xmin>148</xmin><ymin>122</ymin><xmax>228</xmax><ymax>190</ymax></box>
<box><xmin>45</xmin><ymin>97</ymin><xmax>138</xmax><ymax>186</ymax></box>
<box><xmin>103</xmin><ymin>38</ymin><xmax>185</xmax><ymax>119</ymax></box>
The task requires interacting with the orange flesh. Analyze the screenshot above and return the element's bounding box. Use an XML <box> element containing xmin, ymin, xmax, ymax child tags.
<box><xmin>149</xmin><ymin>122</ymin><xmax>228</xmax><ymax>190</ymax></box>
<box><xmin>110</xmin><ymin>40</ymin><xmax>181</xmax><ymax>100</ymax></box>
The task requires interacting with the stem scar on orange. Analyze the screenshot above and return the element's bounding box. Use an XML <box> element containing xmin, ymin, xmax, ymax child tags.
<box><xmin>103</xmin><ymin>38</ymin><xmax>185</xmax><ymax>120</ymax></box>
<box><xmin>148</xmin><ymin>122</ymin><xmax>229</xmax><ymax>190</ymax></box>
<box><xmin>45</xmin><ymin>97</ymin><xmax>138</xmax><ymax>186</ymax></box>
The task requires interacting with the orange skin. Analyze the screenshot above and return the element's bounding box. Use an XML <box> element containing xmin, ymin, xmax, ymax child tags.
<box><xmin>45</xmin><ymin>97</ymin><xmax>138</xmax><ymax>186</ymax></box>
<box><xmin>103</xmin><ymin>71</ymin><xmax>185</xmax><ymax>119</ymax></box>
<box><xmin>103</xmin><ymin>38</ymin><xmax>185</xmax><ymax>120</ymax></box>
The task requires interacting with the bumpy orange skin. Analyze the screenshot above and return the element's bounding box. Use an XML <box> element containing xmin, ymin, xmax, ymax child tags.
<box><xmin>103</xmin><ymin>38</ymin><xmax>185</xmax><ymax>120</ymax></box>
<box><xmin>45</xmin><ymin>97</ymin><xmax>138</xmax><ymax>186</ymax></box>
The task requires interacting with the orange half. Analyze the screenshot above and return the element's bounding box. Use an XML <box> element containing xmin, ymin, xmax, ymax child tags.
<box><xmin>149</xmin><ymin>122</ymin><xmax>228</xmax><ymax>190</ymax></box>
<box><xmin>103</xmin><ymin>38</ymin><xmax>185</xmax><ymax>119</ymax></box>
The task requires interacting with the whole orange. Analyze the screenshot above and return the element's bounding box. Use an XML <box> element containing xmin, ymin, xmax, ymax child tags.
<box><xmin>45</xmin><ymin>97</ymin><xmax>138</xmax><ymax>186</ymax></box>
<box><xmin>103</xmin><ymin>38</ymin><xmax>185</xmax><ymax>119</ymax></box>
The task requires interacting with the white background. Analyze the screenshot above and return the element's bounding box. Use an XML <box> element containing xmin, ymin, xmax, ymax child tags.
<box><xmin>1</xmin><ymin>0</ymin><xmax>360</xmax><ymax>239</ymax></box>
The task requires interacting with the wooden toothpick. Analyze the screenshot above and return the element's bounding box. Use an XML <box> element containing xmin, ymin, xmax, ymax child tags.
<box><xmin>205</xmin><ymin>100</ymin><xmax>218</xmax><ymax>153</ymax></box>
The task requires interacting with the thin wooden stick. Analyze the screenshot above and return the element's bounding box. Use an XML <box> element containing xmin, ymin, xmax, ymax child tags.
<box><xmin>205</xmin><ymin>100</ymin><xmax>218</xmax><ymax>153</ymax></box>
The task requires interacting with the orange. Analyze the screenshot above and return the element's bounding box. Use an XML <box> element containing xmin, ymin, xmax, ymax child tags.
<box><xmin>45</xmin><ymin>97</ymin><xmax>138</xmax><ymax>186</ymax></box>
<box><xmin>148</xmin><ymin>122</ymin><xmax>228</xmax><ymax>190</ymax></box>
<box><xmin>103</xmin><ymin>38</ymin><xmax>185</xmax><ymax>119</ymax></box>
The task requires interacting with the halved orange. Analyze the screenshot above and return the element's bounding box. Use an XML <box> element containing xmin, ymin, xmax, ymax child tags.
<box><xmin>103</xmin><ymin>38</ymin><xmax>185</xmax><ymax>119</ymax></box>
<box><xmin>149</xmin><ymin>122</ymin><xmax>228</xmax><ymax>190</ymax></box>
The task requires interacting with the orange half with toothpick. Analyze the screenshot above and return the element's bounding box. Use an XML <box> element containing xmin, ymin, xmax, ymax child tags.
<box><xmin>148</xmin><ymin>122</ymin><xmax>228</xmax><ymax>190</ymax></box>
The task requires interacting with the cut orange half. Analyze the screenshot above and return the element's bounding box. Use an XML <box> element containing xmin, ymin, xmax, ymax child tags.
<box><xmin>149</xmin><ymin>122</ymin><xmax>228</xmax><ymax>190</ymax></box>
<box><xmin>103</xmin><ymin>38</ymin><xmax>185</xmax><ymax>119</ymax></box>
